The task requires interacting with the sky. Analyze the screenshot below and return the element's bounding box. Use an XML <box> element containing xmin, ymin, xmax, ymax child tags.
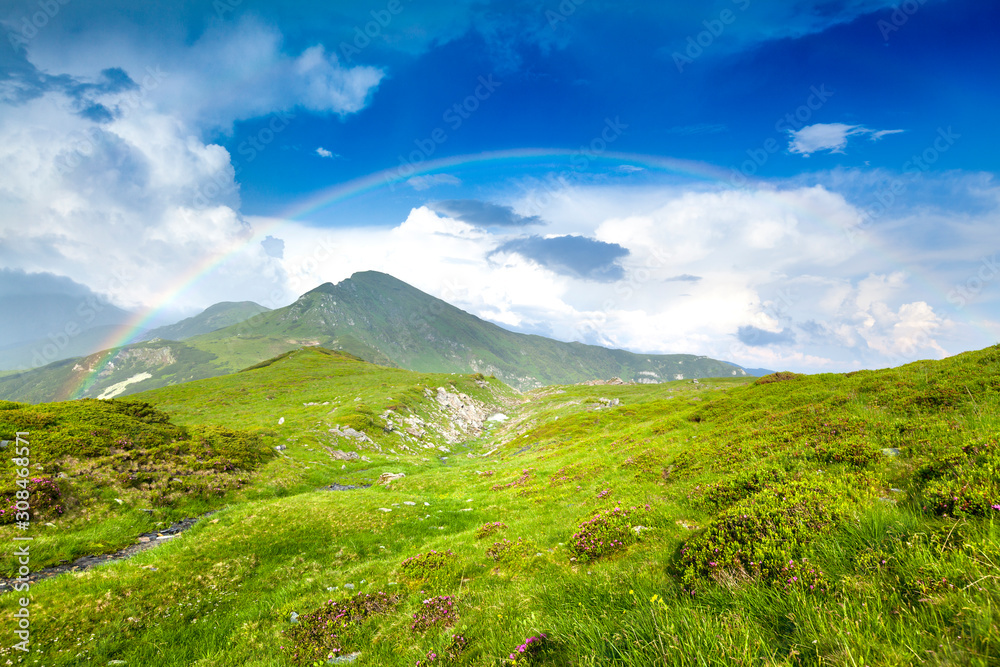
<box><xmin>0</xmin><ymin>0</ymin><xmax>998</xmax><ymax>373</ymax></box>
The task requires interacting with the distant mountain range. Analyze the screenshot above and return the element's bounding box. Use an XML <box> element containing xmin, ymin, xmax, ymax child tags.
<box><xmin>0</xmin><ymin>271</ymin><xmax>770</xmax><ymax>402</ymax></box>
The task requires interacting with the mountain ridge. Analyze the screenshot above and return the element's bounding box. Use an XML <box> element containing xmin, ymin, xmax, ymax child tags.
<box><xmin>0</xmin><ymin>271</ymin><xmax>769</xmax><ymax>402</ymax></box>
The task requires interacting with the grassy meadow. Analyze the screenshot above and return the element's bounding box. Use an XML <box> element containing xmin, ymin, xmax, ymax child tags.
<box><xmin>0</xmin><ymin>346</ymin><xmax>998</xmax><ymax>665</ymax></box>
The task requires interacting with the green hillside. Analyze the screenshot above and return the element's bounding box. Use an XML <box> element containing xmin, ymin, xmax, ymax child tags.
<box><xmin>0</xmin><ymin>272</ymin><xmax>759</xmax><ymax>403</ymax></box>
<box><xmin>1</xmin><ymin>345</ymin><xmax>997</xmax><ymax>665</ymax></box>
<box><xmin>138</xmin><ymin>301</ymin><xmax>271</xmax><ymax>343</ymax></box>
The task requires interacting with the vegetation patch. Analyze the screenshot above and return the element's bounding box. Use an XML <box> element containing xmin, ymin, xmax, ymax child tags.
<box><xmin>281</xmin><ymin>591</ymin><xmax>400</xmax><ymax>665</ymax></box>
<box><xmin>568</xmin><ymin>503</ymin><xmax>651</xmax><ymax>562</ymax></box>
<box><xmin>410</xmin><ymin>595</ymin><xmax>459</xmax><ymax>633</ymax></box>
<box><xmin>678</xmin><ymin>479</ymin><xmax>851</xmax><ymax>587</ymax></box>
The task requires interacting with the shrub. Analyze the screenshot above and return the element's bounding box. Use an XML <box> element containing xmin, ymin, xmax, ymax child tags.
<box><xmin>475</xmin><ymin>521</ymin><xmax>507</xmax><ymax>539</ymax></box>
<box><xmin>485</xmin><ymin>537</ymin><xmax>534</xmax><ymax>563</ymax></box>
<box><xmin>503</xmin><ymin>634</ymin><xmax>549</xmax><ymax>665</ymax></box>
<box><xmin>0</xmin><ymin>477</ymin><xmax>64</xmax><ymax>524</ymax></box>
<box><xmin>281</xmin><ymin>591</ymin><xmax>399</xmax><ymax>665</ymax></box>
<box><xmin>568</xmin><ymin>504</ymin><xmax>650</xmax><ymax>562</ymax></box>
<box><xmin>754</xmin><ymin>372</ymin><xmax>803</xmax><ymax>385</ymax></box>
<box><xmin>679</xmin><ymin>480</ymin><xmax>846</xmax><ymax>586</ymax></box>
<box><xmin>400</xmin><ymin>550</ymin><xmax>459</xmax><ymax>586</ymax></box>
<box><xmin>410</xmin><ymin>595</ymin><xmax>459</xmax><ymax>633</ymax></box>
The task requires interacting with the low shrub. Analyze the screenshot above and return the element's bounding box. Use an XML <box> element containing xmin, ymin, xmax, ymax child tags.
<box><xmin>679</xmin><ymin>480</ymin><xmax>848</xmax><ymax>587</ymax></box>
<box><xmin>475</xmin><ymin>521</ymin><xmax>507</xmax><ymax>539</ymax></box>
<box><xmin>281</xmin><ymin>591</ymin><xmax>399</xmax><ymax>665</ymax></box>
<box><xmin>568</xmin><ymin>503</ymin><xmax>651</xmax><ymax>562</ymax></box>
<box><xmin>410</xmin><ymin>595</ymin><xmax>459</xmax><ymax>633</ymax></box>
<box><xmin>503</xmin><ymin>633</ymin><xmax>549</xmax><ymax>665</ymax></box>
<box><xmin>485</xmin><ymin>537</ymin><xmax>534</xmax><ymax>563</ymax></box>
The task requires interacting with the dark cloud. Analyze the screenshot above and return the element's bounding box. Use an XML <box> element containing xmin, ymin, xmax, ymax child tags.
<box><xmin>665</xmin><ymin>274</ymin><xmax>702</xmax><ymax>282</ymax></box>
<box><xmin>491</xmin><ymin>235</ymin><xmax>629</xmax><ymax>282</ymax></box>
<box><xmin>261</xmin><ymin>235</ymin><xmax>285</xmax><ymax>259</ymax></box>
<box><xmin>0</xmin><ymin>268</ymin><xmax>95</xmax><ymax>297</ymax></box>
<box><xmin>737</xmin><ymin>325</ymin><xmax>796</xmax><ymax>347</ymax></box>
<box><xmin>430</xmin><ymin>199</ymin><xmax>542</xmax><ymax>228</ymax></box>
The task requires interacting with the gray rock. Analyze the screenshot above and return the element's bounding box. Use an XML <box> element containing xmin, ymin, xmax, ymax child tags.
<box><xmin>881</xmin><ymin>448</ymin><xmax>901</xmax><ymax>457</ymax></box>
<box><xmin>327</xmin><ymin>653</ymin><xmax>361</xmax><ymax>664</ymax></box>
<box><xmin>275</xmin><ymin>445</ymin><xmax>286</xmax><ymax>451</ymax></box>
<box><xmin>290</xmin><ymin>612</ymin><xmax>299</xmax><ymax>623</ymax></box>
<box><xmin>344</xmin><ymin>583</ymin><xmax>355</xmax><ymax>590</ymax></box>
<box><xmin>376</xmin><ymin>472</ymin><xmax>406</xmax><ymax>486</ymax></box>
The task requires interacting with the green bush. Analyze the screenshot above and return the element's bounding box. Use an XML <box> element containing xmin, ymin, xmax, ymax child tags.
<box><xmin>679</xmin><ymin>479</ymin><xmax>848</xmax><ymax>586</ymax></box>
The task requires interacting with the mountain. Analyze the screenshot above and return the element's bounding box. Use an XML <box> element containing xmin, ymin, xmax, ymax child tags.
<box><xmin>0</xmin><ymin>271</ymin><xmax>765</xmax><ymax>403</ymax></box>
<box><xmin>136</xmin><ymin>301</ymin><xmax>270</xmax><ymax>342</ymax></box>
<box><xmin>194</xmin><ymin>271</ymin><xmax>760</xmax><ymax>388</ymax></box>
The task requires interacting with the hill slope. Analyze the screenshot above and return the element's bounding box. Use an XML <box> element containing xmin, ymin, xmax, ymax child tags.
<box><xmin>1</xmin><ymin>345</ymin><xmax>997</xmax><ymax>665</ymax></box>
<box><xmin>137</xmin><ymin>301</ymin><xmax>270</xmax><ymax>342</ymax></box>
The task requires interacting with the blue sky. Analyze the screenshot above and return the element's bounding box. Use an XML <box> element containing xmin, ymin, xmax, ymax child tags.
<box><xmin>1</xmin><ymin>0</ymin><xmax>998</xmax><ymax>372</ymax></box>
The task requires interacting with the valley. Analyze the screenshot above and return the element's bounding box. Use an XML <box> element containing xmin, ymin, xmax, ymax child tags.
<box><xmin>0</xmin><ymin>344</ymin><xmax>997</xmax><ymax>665</ymax></box>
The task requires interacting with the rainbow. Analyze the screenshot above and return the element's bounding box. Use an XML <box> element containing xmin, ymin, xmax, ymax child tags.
<box><xmin>62</xmin><ymin>148</ymin><xmax>961</xmax><ymax>399</ymax></box>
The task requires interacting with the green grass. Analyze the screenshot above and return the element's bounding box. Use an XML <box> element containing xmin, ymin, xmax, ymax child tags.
<box><xmin>0</xmin><ymin>345</ymin><xmax>998</xmax><ymax>665</ymax></box>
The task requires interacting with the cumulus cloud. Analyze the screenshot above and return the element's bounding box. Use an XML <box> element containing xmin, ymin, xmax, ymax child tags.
<box><xmin>788</xmin><ymin>122</ymin><xmax>904</xmax><ymax>156</ymax></box>
<box><xmin>430</xmin><ymin>199</ymin><xmax>542</xmax><ymax>228</ymax></box>
<box><xmin>315</xmin><ymin>147</ymin><xmax>336</xmax><ymax>158</ymax></box>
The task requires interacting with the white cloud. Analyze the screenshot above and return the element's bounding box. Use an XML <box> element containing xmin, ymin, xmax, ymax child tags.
<box><xmin>255</xmin><ymin>178</ymin><xmax>989</xmax><ymax>372</ymax></box>
<box><xmin>788</xmin><ymin>123</ymin><xmax>904</xmax><ymax>156</ymax></box>
<box><xmin>315</xmin><ymin>147</ymin><xmax>336</xmax><ymax>158</ymax></box>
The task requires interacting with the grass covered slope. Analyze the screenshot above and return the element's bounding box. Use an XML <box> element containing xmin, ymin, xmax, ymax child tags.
<box><xmin>0</xmin><ymin>346</ymin><xmax>998</xmax><ymax>665</ymax></box>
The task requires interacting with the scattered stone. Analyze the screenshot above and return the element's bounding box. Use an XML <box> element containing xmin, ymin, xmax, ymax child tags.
<box><xmin>138</xmin><ymin>537</ymin><xmax>150</xmax><ymax>543</ymax></box>
<box><xmin>327</xmin><ymin>653</ymin><xmax>361</xmax><ymax>664</ymax></box>
<box><xmin>278</xmin><ymin>417</ymin><xmax>285</xmax><ymax>425</ymax></box>
<box><xmin>275</xmin><ymin>445</ymin><xmax>287</xmax><ymax>451</ymax></box>
<box><xmin>378</xmin><ymin>508</ymin><xmax>392</xmax><ymax>512</ymax></box>
<box><xmin>289</xmin><ymin>612</ymin><xmax>299</xmax><ymax>623</ymax></box>
<box><xmin>488</xmin><ymin>412</ymin><xmax>508</xmax><ymax>422</ymax></box>
<box><xmin>344</xmin><ymin>583</ymin><xmax>355</xmax><ymax>590</ymax></box>
<box><xmin>403</xmin><ymin>501</ymin><xmax>416</xmax><ymax>506</ymax></box>
<box><xmin>458</xmin><ymin>508</ymin><xmax>472</xmax><ymax>512</ymax></box>
<box><xmin>882</xmin><ymin>448</ymin><xmax>901</xmax><ymax>457</ymax></box>
<box><xmin>376</xmin><ymin>472</ymin><xmax>406</xmax><ymax>486</ymax></box>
